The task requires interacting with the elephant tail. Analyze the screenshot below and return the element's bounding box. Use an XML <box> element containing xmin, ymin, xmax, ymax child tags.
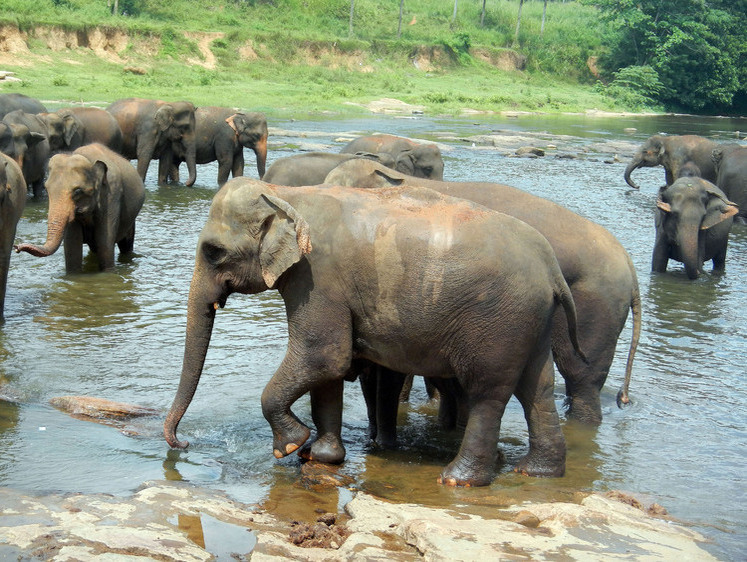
<box><xmin>554</xmin><ymin>278</ymin><xmax>588</xmax><ymax>365</ymax></box>
<box><xmin>616</xmin><ymin>259</ymin><xmax>642</xmax><ymax>408</ymax></box>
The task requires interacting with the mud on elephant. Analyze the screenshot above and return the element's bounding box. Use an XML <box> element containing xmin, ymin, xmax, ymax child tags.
<box><xmin>164</xmin><ymin>177</ymin><xmax>586</xmax><ymax>487</ymax></box>
<box><xmin>340</xmin><ymin>134</ymin><xmax>444</xmax><ymax>180</ymax></box>
<box><xmin>169</xmin><ymin>107</ymin><xmax>268</xmax><ymax>186</ymax></box>
<box><xmin>325</xmin><ymin>159</ymin><xmax>641</xmax><ymax>428</ymax></box>
<box><xmin>712</xmin><ymin>144</ymin><xmax>747</xmax><ymax>224</ymax></box>
<box><xmin>0</xmin><ymin>154</ymin><xmax>26</xmax><ymax>319</ymax></box>
<box><xmin>107</xmin><ymin>98</ymin><xmax>197</xmax><ymax>187</ymax></box>
<box><xmin>652</xmin><ymin>177</ymin><xmax>738</xmax><ymax>279</ymax></box>
<box><xmin>15</xmin><ymin>143</ymin><xmax>145</xmax><ymax>273</ymax></box>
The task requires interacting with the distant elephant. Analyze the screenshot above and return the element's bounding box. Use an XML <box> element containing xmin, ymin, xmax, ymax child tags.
<box><xmin>262</xmin><ymin>152</ymin><xmax>395</xmax><ymax>186</ymax></box>
<box><xmin>0</xmin><ymin>121</ymin><xmax>46</xmax><ymax>179</ymax></box>
<box><xmin>2</xmin><ymin>109</ymin><xmax>51</xmax><ymax>198</ymax></box>
<box><xmin>712</xmin><ymin>144</ymin><xmax>747</xmax><ymax>224</ymax></box>
<box><xmin>340</xmin><ymin>134</ymin><xmax>444</xmax><ymax>180</ymax></box>
<box><xmin>0</xmin><ymin>154</ymin><xmax>26</xmax><ymax>319</ymax></box>
<box><xmin>676</xmin><ymin>161</ymin><xmax>702</xmax><ymax>179</ymax></box>
<box><xmin>0</xmin><ymin>93</ymin><xmax>46</xmax><ymax>119</ymax></box>
<box><xmin>169</xmin><ymin>107</ymin><xmax>268</xmax><ymax>186</ymax></box>
<box><xmin>107</xmin><ymin>98</ymin><xmax>197</xmax><ymax>186</ymax></box>
<box><xmin>40</xmin><ymin>107</ymin><xmax>123</xmax><ymax>154</ymax></box>
<box><xmin>15</xmin><ymin>143</ymin><xmax>145</xmax><ymax>273</ymax></box>
<box><xmin>325</xmin><ymin>159</ymin><xmax>641</xmax><ymax>427</ymax></box>
<box><xmin>164</xmin><ymin>177</ymin><xmax>586</xmax><ymax>487</ymax></box>
<box><xmin>624</xmin><ymin>134</ymin><xmax>719</xmax><ymax>190</ymax></box>
<box><xmin>652</xmin><ymin>177</ymin><xmax>738</xmax><ymax>279</ymax></box>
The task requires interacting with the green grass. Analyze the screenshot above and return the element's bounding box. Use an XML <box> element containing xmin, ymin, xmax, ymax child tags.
<box><xmin>0</xmin><ymin>0</ymin><xmax>661</xmax><ymax>116</ymax></box>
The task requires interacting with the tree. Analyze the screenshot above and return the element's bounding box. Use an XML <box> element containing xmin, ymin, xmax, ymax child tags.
<box><xmin>540</xmin><ymin>0</ymin><xmax>548</xmax><ymax>36</ymax></box>
<box><xmin>398</xmin><ymin>0</ymin><xmax>405</xmax><ymax>38</ymax></box>
<box><xmin>452</xmin><ymin>0</ymin><xmax>458</xmax><ymax>23</ymax></box>
<box><xmin>581</xmin><ymin>0</ymin><xmax>746</xmax><ymax>112</ymax></box>
<box><xmin>481</xmin><ymin>0</ymin><xmax>486</xmax><ymax>27</ymax></box>
<box><xmin>514</xmin><ymin>0</ymin><xmax>524</xmax><ymax>46</ymax></box>
<box><xmin>349</xmin><ymin>0</ymin><xmax>355</xmax><ymax>37</ymax></box>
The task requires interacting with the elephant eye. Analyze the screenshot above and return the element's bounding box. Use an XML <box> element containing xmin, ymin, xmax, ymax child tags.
<box><xmin>72</xmin><ymin>187</ymin><xmax>85</xmax><ymax>199</ymax></box>
<box><xmin>202</xmin><ymin>242</ymin><xmax>227</xmax><ymax>266</ymax></box>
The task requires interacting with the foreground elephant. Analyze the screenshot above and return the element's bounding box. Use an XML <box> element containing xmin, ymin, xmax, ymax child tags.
<box><xmin>107</xmin><ymin>98</ymin><xmax>197</xmax><ymax>186</ymax></box>
<box><xmin>2</xmin><ymin>109</ymin><xmax>51</xmax><ymax>197</ymax></box>
<box><xmin>41</xmin><ymin>107</ymin><xmax>123</xmax><ymax>154</ymax></box>
<box><xmin>712</xmin><ymin>144</ymin><xmax>747</xmax><ymax>224</ymax></box>
<box><xmin>15</xmin><ymin>143</ymin><xmax>145</xmax><ymax>273</ymax></box>
<box><xmin>262</xmin><ymin>152</ymin><xmax>395</xmax><ymax>186</ymax></box>
<box><xmin>0</xmin><ymin>93</ymin><xmax>46</xmax><ymax>119</ymax></box>
<box><xmin>0</xmin><ymin>154</ymin><xmax>26</xmax><ymax>319</ymax></box>
<box><xmin>340</xmin><ymin>134</ymin><xmax>444</xmax><ymax>180</ymax></box>
<box><xmin>652</xmin><ymin>177</ymin><xmax>738</xmax><ymax>279</ymax></box>
<box><xmin>325</xmin><ymin>159</ymin><xmax>641</xmax><ymax>427</ymax></box>
<box><xmin>624</xmin><ymin>134</ymin><xmax>719</xmax><ymax>190</ymax></box>
<box><xmin>170</xmin><ymin>107</ymin><xmax>268</xmax><ymax>186</ymax></box>
<box><xmin>165</xmin><ymin>177</ymin><xmax>586</xmax><ymax>486</ymax></box>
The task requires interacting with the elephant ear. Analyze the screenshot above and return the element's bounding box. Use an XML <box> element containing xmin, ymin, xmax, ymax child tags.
<box><xmin>90</xmin><ymin>160</ymin><xmax>110</xmax><ymax>212</ymax></box>
<box><xmin>225</xmin><ymin>113</ymin><xmax>241</xmax><ymax>138</ymax></box>
<box><xmin>702</xmin><ymin>186</ymin><xmax>738</xmax><ymax>229</ymax></box>
<box><xmin>258</xmin><ymin>194</ymin><xmax>312</xmax><ymax>288</ymax></box>
<box><xmin>711</xmin><ymin>147</ymin><xmax>724</xmax><ymax>169</ymax></box>
<box><xmin>155</xmin><ymin>105</ymin><xmax>175</xmax><ymax>132</ymax></box>
<box><xmin>394</xmin><ymin>150</ymin><xmax>416</xmax><ymax>176</ymax></box>
<box><xmin>62</xmin><ymin>114</ymin><xmax>79</xmax><ymax>146</ymax></box>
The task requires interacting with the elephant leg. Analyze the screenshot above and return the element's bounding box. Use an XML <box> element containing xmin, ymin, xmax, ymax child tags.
<box><xmin>231</xmin><ymin>153</ymin><xmax>245</xmax><ymax>180</ymax></box>
<box><xmin>306</xmin><ymin>379</ymin><xmax>346</xmax><ymax>464</ymax></box>
<box><xmin>375</xmin><ymin>367</ymin><xmax>405</xmax><ymax>449</ymax></box>
<box><xmin>117</xmin><ymin>224</ymin><xmax>136</xmax><ymax>255</ymax></box>
<box><xmin>359</xmin><ymin>367</ymin><xmax>379</xmax><ymax>442</ymax></box>
<box><xmin>168</xmin><ymin>163</ymin><xmax>181</xmax><ymax>184</ymax></box>
<box><xmin>651</xmin><ymin>236</ymin><xmax>671</xmax><ymax>273</ymax></box>
<box><xmin>217</xmin><ymin>158</ymin><xmax>233</xmax><ymax>186</ymax></box>
<box><xmin>513</xmin><ymin>351</ymin><xmax>566</xmax><ymax>477</ymax></box>
<box><xmin>711</xmin><ymin>245</ymin><xmax>728</xmax><ymax>272</ymax></box>
<box><xmin>398</xmin><ymin>373</ymin><xmax>414</xmax><ymax>402</ymax></box>
<box><xmin>63</xmin><ymin>223</ymin><xmax>84</xmax><ymax>274</ymax></box>
<box><xmin>135</xmin><ymin>146</ymin><xmax>153</xmax><ymax>183</ymax></box>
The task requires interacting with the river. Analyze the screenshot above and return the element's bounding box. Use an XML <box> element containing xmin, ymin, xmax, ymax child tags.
<box><xmin>0</xmin><ymin>111</ymin><xmax>744</xmax><ymax>560</ymax></box>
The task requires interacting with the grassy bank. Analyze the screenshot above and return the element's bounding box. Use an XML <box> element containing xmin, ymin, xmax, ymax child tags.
<box><xmin>0</xmin><ymin>1</ymin><xmax>657</xmax><ymax>117</ymax></box>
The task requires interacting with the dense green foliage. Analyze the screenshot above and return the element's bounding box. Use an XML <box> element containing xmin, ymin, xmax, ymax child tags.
<box><xmin>581</xmin><ymin>0</ymin><xmax>746</xmax><ymax>113</ymax></box>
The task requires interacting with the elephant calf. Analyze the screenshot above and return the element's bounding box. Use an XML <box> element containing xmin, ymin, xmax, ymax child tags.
<box><xmin>165</xmin><ymin>177</ymin><xmax>586</xmax><ymax>487</ymax></box>
<box><xmin>15</xmin><ymin>143</ymin><xmax>145</xmax><ymax>273</ymax></box>
<box><xmin>262</xmin><ymin>152</ymin><xmax>396</xmax><ymax>186</ymax></box>
<box><xmin>340</xmin><ymin>133</ymin><xmax>444</xmax><ymax>180</ymax></box>
<box><xmin>652</xmin><ymin>177</ymin><xmax>738</xmax><ymax>279</ymax></box>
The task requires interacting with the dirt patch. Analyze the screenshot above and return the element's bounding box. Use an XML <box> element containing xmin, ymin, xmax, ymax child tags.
<box><xmin>473</xmin><ymin>48</ymin><xmax>526</xmax><ymax>72</ymax></box>
<box><xmin>185</xmin><ymin>31</ymin><xmax>224</xmax><ymax>70</ymax></box>
<box><xmin>410</xmin><ymin>45</ymin><xmax>449</xmax><ymax>72</ymax></box>
<box><xmin>288</xmin><ymin>513</ymin><xmax>350</xmax><ymax>549</ymax></box>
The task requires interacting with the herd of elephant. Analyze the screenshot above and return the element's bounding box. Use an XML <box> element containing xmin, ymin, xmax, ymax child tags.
<box><xmin>1</xmin><ymin>91</ymin><xmax>744</xmax><ymax>487</ymax></box>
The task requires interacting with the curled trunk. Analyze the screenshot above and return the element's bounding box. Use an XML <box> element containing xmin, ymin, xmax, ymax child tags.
<box><xmin>254</xmin><ymin>134</ymin><xmax>268</xmax><ymax>179</ymax></box>
<box><xmin>624</xmin><ymin>156</ymin><xmax>642</xmax><ymax>189</ymax></box>
<box><xmin>15</xmin><ymin>202</ymin><xmax>74</xmax><ymax>257</ymax></box>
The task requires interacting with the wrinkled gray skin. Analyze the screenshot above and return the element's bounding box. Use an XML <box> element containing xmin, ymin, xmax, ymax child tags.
<box><xmin>712</xmin><ymin>144</ymin><xmax>747</xmax><ymax>224</ymax></box>
<box><xmin>0</xmin><ymin>154</ymin><xmax>26</xmax><ymax>319</ymax></box>
<box><xmin>15</xmin><ymin>143</ymin><xmax>145</xmax><ymax>273</ymax></box>
<box><xmin>652</xmin><ymin>177</ymin><xmax>738</xmax><ymax>279</ymax></box>
<box><xmin>2</xmin><ymin>109</ymin><xmax>51</xmax><ymax>198</ymax></box>
<box><xmin>0</xmin><ymin>93</ymin><xmax>46</xmax><ymax>119</ymax></box>
<box><xmin>624</xmin><ymin>134</ymin><xmax>719</xmax><ymax>190</ymax></box>
<box><xmin>340</xmin><ymin>134</ymin><xmax>444</xmax><ymax>180</ymax></box>
<box><xmin>107</xmin><ymin>98</ymin><xmax>197</xmax><ymax>187</ymax></box>
<box><xmin>40</xmin><ymin>107</ymin><xmax>123</xmax><ymax>154</ymax></box>
<box><xmin>262</xmin><ymin>152</ymin><xmax>396</xmax><ymax>186</ymax></box>
<box><xmin>169</xmin><ymin>107</ymin><xmax>268</xmax><ymax>186</ymax></box>
<box><xmin>164</xmin><ymin>177</ymin><xmax>586</xmax><ymax>487</ymax></box>
<box><xmin>325</xmin><ymin>159</ymin><xmax>641</xmax><ymax>433</ymax></box>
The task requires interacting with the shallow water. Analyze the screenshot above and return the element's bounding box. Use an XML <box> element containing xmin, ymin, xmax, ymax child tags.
<box><xmin>0</xmin><ymin>112</ymin><xmax>745</xmax><ymax>559</ymax></box>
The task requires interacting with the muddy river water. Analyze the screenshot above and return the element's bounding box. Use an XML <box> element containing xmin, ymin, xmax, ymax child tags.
<box><xmin>0</xmin><ymin>111</ymin><xmax>745</xmax><ymax>560</ymax></box>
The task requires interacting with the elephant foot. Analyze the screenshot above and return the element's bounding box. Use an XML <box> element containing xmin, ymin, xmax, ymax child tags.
<box><xmin>298</xmin><ymin>433</ymin><xmax>346</xmax><ymax>464</ymax></box>
<box><xmin>437</xmin><ymin>457</ymin><xmax>494</xmax><ymax>487</ymax></box>
<box><xmin>272</xmin><ymin>424</ymin><xmax>311</xmax><ymax>459</ymax></box>
<box><xmin>514</xmin><ymin>447</ymin><xmax>565</xmax><ymax>478</ymax></box>
<box><xmin>564</xmin><ymin>391</ymin><xmax>603</xmax><ymax>426</ymax></box>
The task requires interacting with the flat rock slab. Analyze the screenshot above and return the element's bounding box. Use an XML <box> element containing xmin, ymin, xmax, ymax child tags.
<box><xmin>49</xmin><ymin>396</ymin><xmax>158</xmax><ymax>420</ymax></box>
<box><xmin>0</xmin><ymin>482</ymin><xmax>716</xmax><ymax>561</ymax></box>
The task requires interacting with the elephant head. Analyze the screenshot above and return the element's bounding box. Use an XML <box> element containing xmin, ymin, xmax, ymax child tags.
<box><xmin>156</xmin><ymin>102</ymin><xmax>197</xmax><ymax>187</ymax></box>
<box><xmin>656</xmin><ymin>178</ymin><xmax>738</xmax><ymax>279</ymax></box>
<box><xmin>14</xmin><ymin>153</ymin><xmax>107</xmax><ymax>258</ymax></box>
<box><xmin>0</xmin><ymin>122</ymin><xmax>45</xmax><ymax>171</ymax></box>
<box><xmin>393</xmin><ymin>144</ymin><xmax>444</xmax><ymax>180</ymax></box>
<box><xmin>164</xmin><ymin>179</ymin><xmax>312</xmax><ymax>448</ymax></box>
<box><xmin>226</xmin><ymin>112</ymin><xmax>268</xmax><ymax>179</ymax></box>
<box><xmin>625</xmin><ymin>135</ymin><xmax>667</xmax><ymax>189</ymax></box>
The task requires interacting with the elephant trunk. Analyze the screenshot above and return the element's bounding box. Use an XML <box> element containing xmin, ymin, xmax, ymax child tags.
<box><xmin>254</xmin><ymin>134</ymin><xmax>268</xmax><ymax>179</ymax></box>
<box><xmin>678</xmin><ymin>224</ymin><xmax>702</xmax><ymax>280</ymax></box>
<box><xmin>15</xmin><ymin>200</ymin><xmax>74</xmax><ymax>258</ymax></box>
<box><xmin>184</xmin><ymin>135</ymin><xmax>197</xmax><ymax>187</ymax></box>
<box><xmin>164</xmin><ymin>262</ymin><xmax>220</xmax><ymax>448</ymax></box>
<box><xmin>624</xmin><ymin>156</ymin><xmax>642</xmax><ymax>189</ymax></box>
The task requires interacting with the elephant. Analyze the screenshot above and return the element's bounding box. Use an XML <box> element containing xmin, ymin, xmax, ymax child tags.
<box><xmin>324</xmin><ymin>159</ymin><xmax>641</xmax><ymax>428</ymax></box>
<box><xmin>168</xmin><ymin>107</ymin><xmax>268</xmax><ymax>186</ymax></box>
<box><xmin>0</xmin><ymin>154</ymin><xmax>26</xmax><ymax>319</ymax></box>
<box><xmin>712</xmin><ymin>144</ymin><xmax>747</xmax><ymax>224</ymax></box>
<box><xmin>0</xmin><ymin>93</ymin><xmax>46</xmax><ymax>119</ymax></box>
<box><xmin>15</xmin><ymin>143</ymin><xmax>145</xmax><ymax>273</ymax></box>
<box><xmin>107</xmin><ymin>98</ymin><xmax>197</xmax><ymax>187</ymax></box>
<box><xmin>40</xmin><ymin>107</ymin><xmax>123</xmax><ymax>154</ymax></box>
<box><xmin>164</xmin><ymin>177</ymin><xmax>587</xmax><ymax>487</ymax></box>
<box><xmin>652</xmin><ymin>177</ymin><xmax>738</xmax><ymax>279</ymax></box>
<box><xmin>2</xmin><ymin>109</ymin><xmax>51</xmax><ymax>198</ymax></box>
<box><xmin>340</xmin><ymin>134</ymin><xmax>444</xmax><ymax>180</ymax></box>
<box><xmin>624</xmin><ymin>134</ymin><xmax>720</xmax><ymax>190</ymax></box>
<box><xmin>0</xmin><ymin>122</ymin><xmax>46</xmax><ymax>178</ymax></box>
<box><xmin>262</xmin><ymin>152</ymin><xmax>396</xmax><ymax>186</ymax></box>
